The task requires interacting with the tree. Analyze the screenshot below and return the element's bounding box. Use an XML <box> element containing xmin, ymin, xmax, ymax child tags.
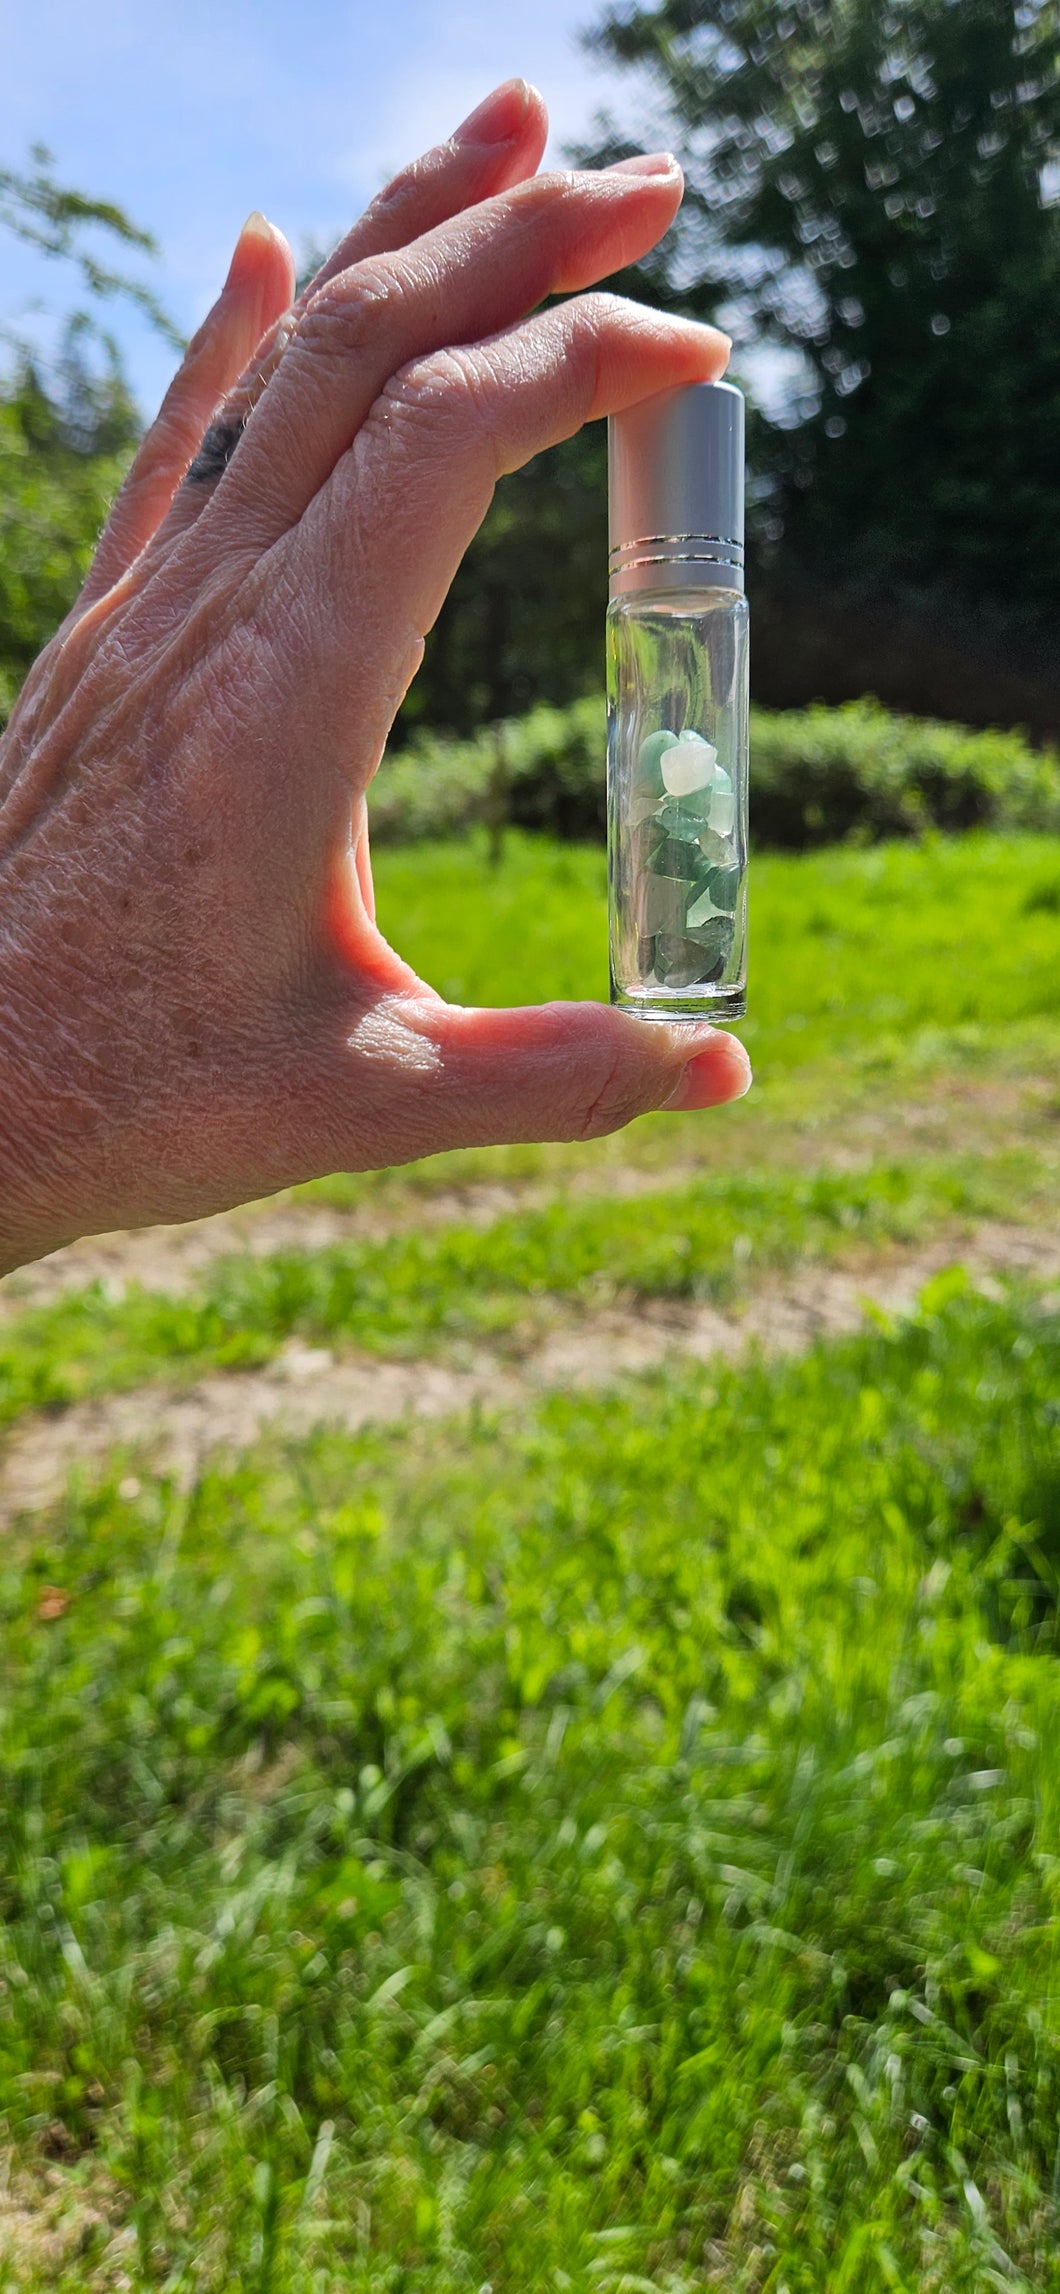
<box><xmin>0</xmin><ymin>150</ymin><xmax>175</xmax><ymax>719</ymax></box>
<box><xmin>586</xmin><ymin>0</ymin><xmax>1060</xmax><ymax>705</ymax></box>
<box><xmin>402</xmin><ymin>425</ymin><xmax>609</xmax><ymax>738</ymax></box>
<box><xmin>0</xmin><ymin>331</ymin><xmax>140</xmax><ymax>718</ymax></box>
<box><xmin>1</xmin><ymin>144</ymin><xmax>181</xmax><ymax>350</ymax></box>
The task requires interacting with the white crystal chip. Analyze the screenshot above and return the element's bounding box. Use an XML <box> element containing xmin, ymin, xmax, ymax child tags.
<box><xmin>660</xmin><ymin>732</ymin><xmax>717</xmax><ymax>797</ymax></box>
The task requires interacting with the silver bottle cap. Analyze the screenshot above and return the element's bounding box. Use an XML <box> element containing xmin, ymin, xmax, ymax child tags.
<box><xmin>608</xmin><ymin>379</ymin><xmax>744</xmax><ymax>598</ymax></box>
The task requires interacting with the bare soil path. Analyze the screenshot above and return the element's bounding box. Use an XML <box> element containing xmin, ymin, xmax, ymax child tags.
<box><xmin>1</xmin><ymin>1068</ymin><xmax>1051</xmax><ymax>1322</ymax></box>
<box><xmin>3</xmin><ymin>1220</ymin><xmax>1057</xmax><ymax>1522</ymax></box>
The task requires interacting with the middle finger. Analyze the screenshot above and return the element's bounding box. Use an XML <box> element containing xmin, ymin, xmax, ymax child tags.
<box><xmin>159</xmin><ymin>81</ymin><xmax>549</xmax><ymax>546</ymax></box>
<box><xmin>186</xmin><ymin>157</ymin><xmax>685</xmax><ymax>552</ymax></box>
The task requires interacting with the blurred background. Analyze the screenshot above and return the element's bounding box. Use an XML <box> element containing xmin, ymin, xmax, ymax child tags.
<box><xmin>3</xmin><ymin>6</ymin><xmax>1060</xmax><ymax>2287</ymax></box>
<box><xmin>7</xmin><ymin>0</ymin><xmax>1060</xmax><ymax>738</ymax></box>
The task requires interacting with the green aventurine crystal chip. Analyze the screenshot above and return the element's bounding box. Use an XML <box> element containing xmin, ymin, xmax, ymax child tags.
<box><xmin>656</xmin><ymin>794</ymin><xmax>712</xmax><ymax>839</ymax></box>
<box><xmin>645</xmin><ymin>909</ymin><xmax>733</xmax><ymax>988</ymax></box>
<box><xmin>709</xmin><ymin>786</ymin><xmax>736</xmax><ymax>835</ymax></box>
<box><xmin>696</xmin><ymin>826</ymin><xmax>737</xmax><ymax>869</ymax></box>
<box><xmin>635</xmin><ymin>728</ymin><xmax>679</xmax><ymax>798</ymax></box>
<box><xmin>636</xmin><ymin>871</ymin><xmax>697</xmax><ymax>936</ymax></box>
<box><xmin>686</xmin><ymin>912</ymin><xmax>734</xmax><ymax>969</ymax></box>
<box><xmin>706</xmin><ymin>863</ymin><xmax>740</xmax><ymax>913</ymax></box>
<box><xmin>684</xmin><ymin>864</ymin><xmax>740</xmax><ymax>930</ymax></box>
<box><xmin>685</xmin><ymin>882</ymin><xmax>722</xmax><ymax>930</ymax></box>
<box><xmin>654</xmin><ymin>934</ymin><xmax>710</xmax><ymax>989</ymax></box>
<box><xmin>630</xmin><ymin>821</ymin><xmax>700</xmax><ymax>880</ymax></box>
<box><xmin>650</xmin><ymin>829</ymin><xmax>707</xmax><ymax>879</ymax></box>
<box><xmin>658</xmin><ymin>784</ymin><xmax>714</xmax><ymax>830</ymax></box>
<box><xmin>655</xmin><ymin>796</ymin><xmax>705</xmax><ymax>838</ymax></box>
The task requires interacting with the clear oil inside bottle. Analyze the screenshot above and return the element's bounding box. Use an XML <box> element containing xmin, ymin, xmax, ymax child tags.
<box><xmin>607</xmin><ymin>588</ymin><xmax>749</xmax><ymax>1021</ymax></box>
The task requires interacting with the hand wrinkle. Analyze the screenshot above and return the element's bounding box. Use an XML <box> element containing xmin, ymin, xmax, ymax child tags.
<box><xmin>346</xmin><ymin>1003</ymin><xmax>443</xmax><ymax>1078</ymax></box>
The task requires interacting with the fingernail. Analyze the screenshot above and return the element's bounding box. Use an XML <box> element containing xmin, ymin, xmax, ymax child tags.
<box><xmin>604</xmin><ymin>151</ymin><xmax>679</xmax><ymax>178</ymax></box>
<box><xmin>455</xmin><ymin>78</ymin><xmax>533</xmax><ymax>147</ymax></box>
<box><xmin>663</xmin><ymin>1035</ymin><xmax>753</xmax><ymax>1111</ymax></box>
<box><xmin>224</xmin><ymin>211</ymin><xmax>275</xmax><ymax>290</ymax></box>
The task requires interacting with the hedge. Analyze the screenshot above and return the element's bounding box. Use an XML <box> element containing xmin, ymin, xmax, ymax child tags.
<box><xmin>370</xmin><ymin>696</ymin><xmax>1060</xmax><ymax>848</ymax></box>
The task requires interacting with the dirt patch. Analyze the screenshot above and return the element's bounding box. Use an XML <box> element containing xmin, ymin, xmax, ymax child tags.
<box><xmin>0</xmin><ymin>1187</ymin><xmax>533</xmax><ymax>1319</ymax></box>
<box><xmin>3</xmin><ymin>1221</ymin><xmax>1056</xmax><ymax>1522</ymax></box>
<box><xmin>2</xmin><ymin>1066</ymin><xmax>1051</xmax><ymax>1322</ymax></box>
<box><xmin>0</xmin><ymin>1346</ymin><xmax>523</xmax><ymax>1519</ymax></box>
<box><xmin>0</xmin><ymin>2155</ymin><xmax>120</xmax><ymax>2286</ymax></box>
<box><xmin>0</xmin><ymin>1170</ymin><xmax>695</xmax><ymax>1319</ymax></box>
<box><xmin>526</xmin><ymin>1222</ymin><xmax>1060</xmax><ymax>1386</ymax></box>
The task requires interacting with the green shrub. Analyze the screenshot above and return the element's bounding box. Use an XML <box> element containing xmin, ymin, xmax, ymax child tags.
<box><xmin>0</xmin><ymin>356</ymin><xmax>140</xmax><ymax>715</ymax></box>
<box><xmin>751</xmin><ymin>698</ymin><xmax>1060</xmax><ymax>846</ymax></box>
<box><xmin>370</xmin><ymin>695</ymin><xmax>1060</xmax><ymax>847</ymax></box>
<box><xmin>371</xmin><ymin>696</ymin><xmax>607</xmax><ymax>843</ymax></box>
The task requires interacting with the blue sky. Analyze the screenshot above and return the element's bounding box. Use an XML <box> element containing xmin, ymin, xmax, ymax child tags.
<box><xmin>3</xmin><ymin>0</ymin><xmax>655</xmax><ymax>414</ymax></box>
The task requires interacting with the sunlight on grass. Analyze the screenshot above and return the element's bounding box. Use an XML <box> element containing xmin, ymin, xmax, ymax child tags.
<box><xmin>372</xmin><ymin>830</ymin><xmax>1060</xmax><ymax>1061</ymax></box>
<box><xmin>299</xmin><ymin>828</ymin><xmax>1060</xmax><ymax>1203</ymax></box>
<box><xmin>0</xmin><ymin>1149</ymin><xmax>1050</xmax><ymax>1427</ymax></box>
<box><xmin>2</xmin><ymin>1286</ymin><xmax>1058</xmax><ymax>2287</ymax></box>
<box><xmin>2</xmin><ymin>831</ymin><xmax>1058</xmax><ymax>2288</ymax></box>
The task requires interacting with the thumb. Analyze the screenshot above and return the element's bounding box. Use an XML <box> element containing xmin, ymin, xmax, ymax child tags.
<box><xmin>340</xmin><ymin>996</ymin><xmax>752</xmax><ymax>1163</ymax></box>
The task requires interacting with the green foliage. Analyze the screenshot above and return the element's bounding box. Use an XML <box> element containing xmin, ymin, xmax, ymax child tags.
<box><xmin>402</xmin><ymin>425</ymin><xmax>609</xmax><ymax>737</ymax></box>
<box><xmin>1</xmin><ymin>1285</ymin><xmax>1058</xmax><ymax>2283</ymax></box>
<box><xmin>376</xmin><ymin>696</ymin><xmax>610</xmax><ymax>841</ymax></box>
<box><xmin>0</xmin><ymin>148</ymin><xmax>180</xmax><ymax>713</ymax></box>
<box><xmin>0</xmin><ymin>339</ymin><xmax>139</xmax><ymax>711</ymax></box>
<box><xmin>749</xmin><ymin>697</ymin><xmax>1060</xmax><ymax>845</ymax></box>
<box><xmin>588</xmin><ymin>0</ymin><xmax>1060</xmax><ymax>665</ymax></box>
<box><xmin>0</xmin><ymin>145</ymin><xmax>181</xmax><ymax>348</ymax></box>
<box><xmin>373</xmin><ymin>696</ymin><xmax>1060</xmax><ymax>845</ymax></box>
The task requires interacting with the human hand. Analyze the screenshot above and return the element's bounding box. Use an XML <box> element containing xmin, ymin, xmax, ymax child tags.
<box><xmin>0</xmin><ymin>80</ymin><xmax>750</xmax><ymax>1275</ymax></box>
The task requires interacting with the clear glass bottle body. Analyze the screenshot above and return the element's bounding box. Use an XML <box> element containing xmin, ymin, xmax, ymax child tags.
<box><xmin>607</xmin><ymin>587</ymin><xmax>749</xmax><ymax>1021</ymax></box>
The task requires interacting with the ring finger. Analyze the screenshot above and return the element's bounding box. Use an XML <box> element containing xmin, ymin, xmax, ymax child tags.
<box><xmin>162</xmin><ymin>79</ymin><xmax>549</xmax><ymax>539</ymax></box>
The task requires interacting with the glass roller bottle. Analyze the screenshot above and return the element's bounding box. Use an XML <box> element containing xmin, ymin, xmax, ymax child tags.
<box><xmin>607</xmin><ymin>380</ymin><xmax>748</xmax><ymax>1021</ymax></box>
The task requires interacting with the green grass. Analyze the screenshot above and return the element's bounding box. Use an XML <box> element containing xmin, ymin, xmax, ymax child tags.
<box><xmin>2</xmin><ymin>828</ymin><xmax>1059</xmax><ymax>2287</ymax></box>
<box><xmin>2</xmin><ymin>1283</ymin><xmax>1059</xmax><ymax>2289</ymax></box>
<box><xmin>372</xmin><ymin>829</ymin><xmax>1060</xmax><ymax>1060</ymax></box>
<box><xmin>2</xmin><ymin>828</ymin><xmax>1056</xmax><ymax>1428</ymax></box>
<box><xmin>284</xmin><ymin>826</ymin><xmax>1060</xmax><ymax>1204</ymax></box>
<box><xmin>0</xmin><ymin>1150</ymin><xmax>1049</xmax><ymax>1427</ymax></box>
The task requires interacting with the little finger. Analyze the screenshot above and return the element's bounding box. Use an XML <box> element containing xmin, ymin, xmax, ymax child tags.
<box><xmin>78</xmin><ymin>212</ymin><xmax>294</xmax><ymax>607</ymax></box>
